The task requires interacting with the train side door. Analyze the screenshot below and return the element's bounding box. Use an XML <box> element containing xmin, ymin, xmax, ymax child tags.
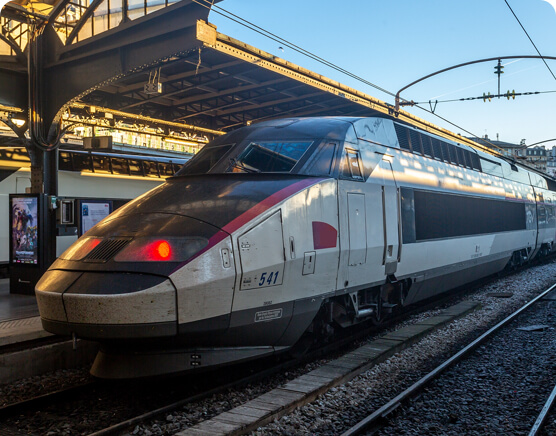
<box><xmin>378</xmin><ymin>158</ymin><xmax>400</xmax><ymax>274</ymax></box>
<box><xmin>347</xmin><ymin>193</ymin><xmax>367</xmax><ymax>267</ymax></box>
<box><xmin>337</xmin><ymin>148</ymin><xmax>369</xmax><ymax>289</ymax></box>
<box><xmin>229</xmin><ymin>210</ymin><xmax>292</xmax><ymax>344</ymax></box>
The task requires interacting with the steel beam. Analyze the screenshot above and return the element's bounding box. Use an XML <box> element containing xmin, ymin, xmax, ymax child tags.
<box><xmin>173</xmin><ymin>78</ymin><xmax>290</xmax><ymax>107</ymax></box>
<box><xmin>38</xmin><ymin>0</ymin><xmax>214</xmax><ymax>134</ymax></box>
<box><xmin>0</xmin><ymin>68</ymin><xmax>27</xmax><ymax>110</ymax></box>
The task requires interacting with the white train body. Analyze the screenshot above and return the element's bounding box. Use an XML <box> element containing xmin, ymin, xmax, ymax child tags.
<box><xmin>35</xmin><ymin>117</ymin><xmax>556</xmax><ymax>378</ymax></box>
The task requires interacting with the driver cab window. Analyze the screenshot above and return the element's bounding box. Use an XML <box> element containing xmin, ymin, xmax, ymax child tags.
<box><xmin>303</xmin><ymin>142</ymin><xmax>337</xmax><ymax>176</ymax></box>
<box><xmin>176</xmin><ymin>144</ymin><xmax>233</xmax><ymax>175</ymax></box>
<box><xmin>342</xmin><ymin>148</ymin><xmax>364</xmax><ymax>181</ymax></box>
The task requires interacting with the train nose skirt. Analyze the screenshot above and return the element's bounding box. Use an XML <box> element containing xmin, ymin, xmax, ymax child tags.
<box><xmin>90</xmin><ymin>345</ymin><xmax>288</xmax><ymax>379</ymax></box>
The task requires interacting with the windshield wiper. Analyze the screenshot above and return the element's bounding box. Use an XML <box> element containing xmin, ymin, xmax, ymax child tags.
<box><xmin>228</xmin><ymin>157</ymin><xmax>260</xmax><ymax>173</ymax></box>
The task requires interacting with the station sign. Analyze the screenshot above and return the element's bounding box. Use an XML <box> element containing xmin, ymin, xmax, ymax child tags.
<box><xmin>78</xmin><ymin>200</ymin><xmax>113</xmax><ymax>236</ymax></box>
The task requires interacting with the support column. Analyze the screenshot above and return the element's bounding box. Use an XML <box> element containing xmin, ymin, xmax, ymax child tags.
<box><xmin>10</xmin><ymin>22</ymin><xmax>61</xmax><ymax>294</ymax></box>
<box><xmin>43</xmin><ymin>148</ymin><xmax>58</xmax><ymax>266</ymax></box>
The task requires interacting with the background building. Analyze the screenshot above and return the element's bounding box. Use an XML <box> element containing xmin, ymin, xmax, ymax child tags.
<box><xmin>468</xmin><ymin>135</ymin><xmax>555</xmax><ymax>175</ymax></box>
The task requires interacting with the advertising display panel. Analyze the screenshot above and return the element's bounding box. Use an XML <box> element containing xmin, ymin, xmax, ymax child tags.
<box><xmin>10</xmin><ymin>195</ymin><xmax>40</xmax><ymax>266</ymax></box>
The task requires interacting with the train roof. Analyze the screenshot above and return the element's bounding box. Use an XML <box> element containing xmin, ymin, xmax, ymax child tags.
<box><xmin>241</xmin><ymin>117</ymin><xmax>357</xmax><ymax>141</ymax></box>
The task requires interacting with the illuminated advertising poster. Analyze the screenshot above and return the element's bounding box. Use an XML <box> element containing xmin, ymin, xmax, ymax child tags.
<box><xmin>11</xmin><ymin>196</ymin><xmax>39</xmax><ymax>265</ymax></box>
<box><xmin>81</xmin><ymin>202</ymin><xmax>111</xmax><ymax>235</ymax></box>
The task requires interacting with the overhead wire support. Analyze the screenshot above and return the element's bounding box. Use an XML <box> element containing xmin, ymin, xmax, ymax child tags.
<box><xmin>515</xmin><ymin>138</ymin><xmax>556</xmax><ymax>150</ymax></box>
<box><xmin>395</xmin><ymin>55</ymin><xmax>556</xmax><ymax>110</ymax></box>
<box><xmin>494</xmin><ymin>59</ymin><xmax>504</xmax><ymax>97</ymax></box>
<box><xmin>409</xmin><ymin>89</ymin><xmax>551</xmax><ymax>106</ymax></box>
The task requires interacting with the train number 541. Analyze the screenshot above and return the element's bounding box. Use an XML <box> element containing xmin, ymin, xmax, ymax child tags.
<box><xmin>259</xmin><ymin>271</ymin><xmax>279</xmax><ymax>286</ymax></box>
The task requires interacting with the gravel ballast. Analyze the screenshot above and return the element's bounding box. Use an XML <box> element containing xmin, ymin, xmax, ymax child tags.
<box><xmin>251</xmin><ymin>263</ymin><xmax>556</xmax><ymax>435</ymax></box>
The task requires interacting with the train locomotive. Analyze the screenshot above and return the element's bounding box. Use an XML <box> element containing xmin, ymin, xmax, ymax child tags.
<box><xmin>35</xmin><ymin>116</ymin><xmax>556</xmax><ymax>378</ymax></box>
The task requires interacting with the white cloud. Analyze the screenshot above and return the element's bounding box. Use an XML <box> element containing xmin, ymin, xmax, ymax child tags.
<box><xmin>542</xmin><ymin>0</ymin><xmax>556</xmax><ymax>14</ymax></box>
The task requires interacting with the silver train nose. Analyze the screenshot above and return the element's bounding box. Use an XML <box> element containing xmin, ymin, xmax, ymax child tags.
<box><xmin>36</xmin><ymin>270</ymin><xmax>178</xmax><ymax>339</ymax></box>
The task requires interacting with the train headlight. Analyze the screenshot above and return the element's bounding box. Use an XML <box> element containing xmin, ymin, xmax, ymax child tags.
<box><xmin>59</xmin><ymin>237</ymin><xmax>103</xmax><ymax>260</ymax></box>
<box><xmin>113</xmin><ymin>237</ymin><xmax>208</xmax><ymax>262</ymax></box>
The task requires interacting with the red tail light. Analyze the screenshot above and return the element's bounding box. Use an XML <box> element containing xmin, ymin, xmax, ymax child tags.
<box><xmin>114</xmin><ymin>237</ymin><xmax>208</xmax><ymax>262</ymax></box>
<box><xmin>149</xmin><ymin>240</ymin><xmax>172</xmax><ymax>261</ymax></box>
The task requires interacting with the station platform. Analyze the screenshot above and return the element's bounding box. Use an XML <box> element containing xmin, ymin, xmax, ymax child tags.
<box><xmin>0</xmin><ymin>279</ymin><xmax>99</xmax><ymax>385</ymax></box>
<box><xmin>0</xmin><ymin>279</ymin><xmax>50</xmax><ymax>347</ymax></box>
<box><xmin>0</xmin><ymin>279</ymin><xmax>39</xmax><ymax>321</ymax></box>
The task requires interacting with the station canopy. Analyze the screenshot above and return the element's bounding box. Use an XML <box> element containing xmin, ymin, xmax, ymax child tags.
<box><xmin>0</xmin><ymin>0</ymin><xmax>480</xmax><ymax>149</ymax></box>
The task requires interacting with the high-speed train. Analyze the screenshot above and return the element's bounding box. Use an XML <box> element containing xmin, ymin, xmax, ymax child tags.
<box><xmin>35</xmin><ymin>116</ymin><xmax>556</xmax><ymax>378</ymax></box>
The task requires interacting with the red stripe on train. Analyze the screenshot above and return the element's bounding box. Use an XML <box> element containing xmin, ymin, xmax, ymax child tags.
<box><xmin>172</xmin><ymin>178</ymin><xmax>324</xmax><ymax>272</ymax></box>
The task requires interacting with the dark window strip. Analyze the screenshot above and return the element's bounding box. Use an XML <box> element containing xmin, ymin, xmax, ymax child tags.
<box><xmin>394</xmin><ymin>123</ymin><xmax>411</xmax><ymax>151</ymax></box>
<box><xmin>409</xmin><ymin>130</ymin><xmax>422</xmax><ymax>154</ymax></box>
<box><xmin>394</xmin><ymin>124</ymin><xmax>482</xmax><ymax>172</ymax></box>
<box><xmin>411</xmin><ymin>189</ymin><xmax>526</xmax><ymax>241</ymax></box>
<box><xmin>421</xmin><ymin>134</ymin><xmax>433</xmax><ymax>157</ymax></box>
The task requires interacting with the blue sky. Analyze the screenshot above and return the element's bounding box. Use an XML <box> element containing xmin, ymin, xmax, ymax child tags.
<box><xmin>209</xmin><ymin>0</ymin><xmax>556</xmax><ymax>147</ymax></box>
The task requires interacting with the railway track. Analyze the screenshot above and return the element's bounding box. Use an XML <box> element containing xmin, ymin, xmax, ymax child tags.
<box><xmin>0</xmin><ymin>381</ymin><xmax>96</xmax><ymax>420</ymax></box>
<box><xmin>342</xmin><ymin>282</ymin><xmax>556</xmax><ymax>435</ymax></box>
<box><xmin>0</xmin><ymin>358</ymin><xmax>290</xmax><ymax>435</ymax></box>
<box><xmin>530</xmin><ymin>383</ymin><xmax>556</xmax><ymax>436</ymax></box>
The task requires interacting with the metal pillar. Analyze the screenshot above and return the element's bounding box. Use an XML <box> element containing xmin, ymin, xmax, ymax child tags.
<box><xmin>43</xmin><ymin>149</ymin><xmax>58</xmax><ymax>265</ymax></box>
<box><xmin>26</xmin><ymin>24</ymin><xmax>59</xmax><ymax>283</ymax></box>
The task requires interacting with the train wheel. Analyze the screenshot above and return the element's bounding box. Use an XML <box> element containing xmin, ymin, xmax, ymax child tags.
<box><xmin>290</xmin><ymin>303</ymin><xmax>333</xmax><ymax>357</ymax></box>
<box><xmin>371</xmin><ymin>297</ymin><xmax>382</xmax><ymax>326</ymax></box>
<box><xmin>289</xmin><ymin>334</ymin><xmax>314</xmax><ymax>358</ymax></box>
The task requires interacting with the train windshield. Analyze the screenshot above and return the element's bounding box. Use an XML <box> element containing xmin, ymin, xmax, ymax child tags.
<box><xmin>227</xmin><ymin>141</ymin><xmax>312</xmax><ymax>173</ymax></box>
<box><xmin>176</xmin><ymin>140</ymin><xmax>314</xmax><ymax>175</ymax></box>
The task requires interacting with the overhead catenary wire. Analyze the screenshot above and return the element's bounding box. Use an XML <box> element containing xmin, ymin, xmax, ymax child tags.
<box><xmin>503</xmin><ymin>0</ymin><xmax>556</xmax><ymax>82</ymax></box>
<box><xmin>193</xmin><ymin>0</ymin><xmax>504</xmax><ymax>152</ymax></box>
<box><xmin>193</xmin><ymin>0</ymin><xmax>396</xmax><ymax>98</ymax></box>
<box><xmin>406</xmin><ymin>89</ymin><xmax>556</xmax><ymax>105</ymax></box>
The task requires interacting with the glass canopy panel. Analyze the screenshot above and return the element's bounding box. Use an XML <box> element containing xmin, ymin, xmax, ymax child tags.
<box><xmin>0</xmin><ymin>16</ymin><xmax>30</xmax><ymax>53</ymax></box>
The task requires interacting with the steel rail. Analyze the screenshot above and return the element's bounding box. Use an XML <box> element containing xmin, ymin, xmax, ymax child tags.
<box><xmin>342</xmin><ymin>282</ymin><xmax>556</xmax><ymax>436</ymax></box>
<box><xmin>0</xmin><ymin>381</ymin><xmax>96</xmax><ymax>419</ymax></box>
<box><xmin>529</xmin><ymin>382</ymin><xmax>556</xmax><ymax>436</ymax></box>
<box><xmin>86</xmin><ymin>367</ymin><xmax>280</xmax><ymax>436</ymax></box>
